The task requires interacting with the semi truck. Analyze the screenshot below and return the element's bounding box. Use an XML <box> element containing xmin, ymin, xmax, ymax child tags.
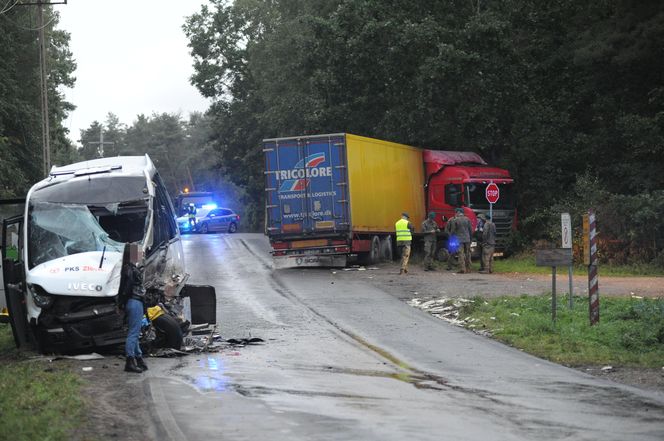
<box><xmin>264</xmin><ymin>133</ymin><xmax>516</xmax><ymax>267</ymax></box>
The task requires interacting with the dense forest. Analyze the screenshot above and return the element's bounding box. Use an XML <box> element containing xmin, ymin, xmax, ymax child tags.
<box><xmin>1</xmin><ymin>1</ymin><xmax>662</xmax><ymax>265</ymax></box>
<box><xmin>182</xmin><ymin>0</ymin><xmax>664</xmax><ymax>265</ymax></box>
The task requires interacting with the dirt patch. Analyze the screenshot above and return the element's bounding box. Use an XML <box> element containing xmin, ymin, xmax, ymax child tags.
<box><xmin>66</xmin><ymin>355</ymin><xmax>156</xmax><ymax>441</ymax></box>
<box><xmin>579</xmin><ymin>365</ymin><xmax>664</xmax><ymax>393</ymax></box>
<box><xmin>335</xmin><ymin>261</ymin><xmax>664</xmax><ymax>394</ymax></box>
<box><xmin>336</xmin><ymin>261</ymin><xmax>664</xmax><ymax>300</ymax></box>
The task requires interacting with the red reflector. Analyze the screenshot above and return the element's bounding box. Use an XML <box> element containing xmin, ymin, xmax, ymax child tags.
<box><xmin>331</xmin><ymin>240</ymin><xmax>347</xmax><ymax>246</ymax></box>
<box><xmin>271</xmin><ymin>242</ymin><xmax>289</xmax><ymax>250</ymax></box>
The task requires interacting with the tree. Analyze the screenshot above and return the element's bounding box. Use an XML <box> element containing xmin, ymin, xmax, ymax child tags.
<box><xmin>0</xmin><ymin>7</ymin><xmax>76</xmax><ymax>196</ymax></box>
<box><xmin>184</xmin><ymin>0</ymin><xmax>664</xmax><ymax>250</ymax></box>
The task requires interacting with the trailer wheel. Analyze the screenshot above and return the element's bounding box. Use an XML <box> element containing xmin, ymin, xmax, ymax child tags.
<box><xmin>367</xmin><ymin>236</ymin><xmax>381</xmax><ymax>265</ymax></box>
<box><xmin>380</xmin><ymin>235</ymin><xmax>393</xmax><ymax>262</ymax></box>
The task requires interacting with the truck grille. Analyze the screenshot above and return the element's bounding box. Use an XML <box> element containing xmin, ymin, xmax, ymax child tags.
<box><xmin>494</xmin><ymin>216</ymin><xmax>513</xmax><ymax>248</ymax></box>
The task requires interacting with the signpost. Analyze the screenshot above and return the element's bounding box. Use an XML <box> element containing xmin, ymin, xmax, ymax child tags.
<box><xmin>485</xmin><ymin>182</ymin><xmax>499</xmax><ymax>220</ymax></box>
<box><xmin>561</xmin><ymin>213</ymin><xmax>573</xmax><ymax>308</ymax></box>
<box><xmin>535</xmin><ymin>248</ymin><xmax>573</xmax><ymax>322</ymax></box>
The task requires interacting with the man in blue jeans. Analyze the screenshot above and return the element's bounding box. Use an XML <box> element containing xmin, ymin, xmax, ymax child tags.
<box><xmin>120</xmin><ymin>243</ymin><xmax>148</xmax><ymax>373</ymax></box>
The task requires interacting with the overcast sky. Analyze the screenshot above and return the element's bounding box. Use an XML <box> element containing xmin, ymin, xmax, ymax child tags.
<box><xmin>58</xmin><ymin>0</ymin><xmax>210</xmax><ymax>145</ymax></box>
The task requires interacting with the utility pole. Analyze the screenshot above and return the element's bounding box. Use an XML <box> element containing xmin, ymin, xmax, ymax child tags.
<box><xmin>87</xmin><ymin>125</ymin><xmax>115</xmax><ymax>157</ymax></box>
<box><xmin>17</xmin><ymin>1</ymin><xmax>68</xmax><ymax>176</ymax></box>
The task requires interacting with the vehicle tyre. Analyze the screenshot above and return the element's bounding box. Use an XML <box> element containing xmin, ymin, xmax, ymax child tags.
<box><xmin>436</xmin><ymin>246</ymin><xmax>450</xmax><ymax>262</ymax></box>
<box><xmin>152</xmin><ymin>314</ymin><xmax>183</xmax><ymax>349</ymax></box>
<box><xmin>380</xmin><ymin>235</ymin><xmax>394</xmax><ymax>262</ymax></box>
<box><xmin>200</xmin><ymin>222</ymin><xmax>209</xmax><ymax>234</ymax></box>
<box><xmin>368</xmin><ymin>236</ymin><xmax>380</xmax><ymax>265</ymax></box>
<box><xmin>228</xmin><ymin>222</ymin><xmax>237</xmax><ymax>233</ymax></box>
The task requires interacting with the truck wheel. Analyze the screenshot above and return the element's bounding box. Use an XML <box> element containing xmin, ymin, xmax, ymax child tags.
<box><xmin>380</xmin><ymin>235</ymin><xmax>393</xmax><ymax>262</ymax></box>
<box><xmin>436</xmin><ymin>247</ymin><xmax>450</xmax><ymax>262</ymax></box>
<box><xmin>200</xmin><ymin>222</ymin><xmax>209</xmax><ymax>234</ymax></box>
<box><xmin>368</xmin><ymin>236</ymin><xmax>380</xmax><ymax>265</ymax></box>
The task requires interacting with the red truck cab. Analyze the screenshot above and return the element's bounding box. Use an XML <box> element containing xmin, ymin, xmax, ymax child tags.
<box><xmin>424</xmin><ymin>150</ymin><xmax>516</xmax><ymax>254</ymax></box>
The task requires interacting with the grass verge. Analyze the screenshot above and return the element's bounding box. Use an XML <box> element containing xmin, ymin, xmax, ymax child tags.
<box><xmin>460</xmin><ymin>295</ymin><xmax>664</xmax><ymax>367</ymax></box>
<box><xmin>492</xmin><ymin>254</ymin><xmax>664</xmax><ymax>277</ymax></box>
<box><xmin>0</xmin><ymin>324</ymin><xmax>83</xmax><ymax>441</ymax></box>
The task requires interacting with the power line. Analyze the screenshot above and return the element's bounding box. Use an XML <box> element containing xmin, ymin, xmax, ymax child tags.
<box><xmin>0</xmin><ymin>0</ymin><xmax>19</xmax><ymax>15</ymax></box>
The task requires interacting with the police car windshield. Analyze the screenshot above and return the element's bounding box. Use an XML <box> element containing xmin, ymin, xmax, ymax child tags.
<box><xmin>28</xmin><ymin>202</ymin><xmax>125</xmax><ymax>269</ymax></box>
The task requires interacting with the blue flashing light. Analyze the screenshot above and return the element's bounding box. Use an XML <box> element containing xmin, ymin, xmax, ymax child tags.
<box><xmin>447</xmin><ymin>235</ymin><xmax>460</xmax><ymax>253</ymax></box>
<box><xmin>202</xmin><ymin>203</ymin><xmax>217</xmax><ymax>209</ymax></box>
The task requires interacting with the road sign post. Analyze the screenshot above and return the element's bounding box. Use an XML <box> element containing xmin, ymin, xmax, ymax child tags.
<box><xmin>535</xmin><ymin>248</ymin><xmax>573</xmax><ymax>322</ymax></box>
<box><xmin>561</xmin><ymin>213</ymin><xmax>573</xmax><ymax>308</ymax></box>
<box><xmin>485</xmin><ymin>182</ymin><xmax>499</xmax><ymax>220</ymax></box>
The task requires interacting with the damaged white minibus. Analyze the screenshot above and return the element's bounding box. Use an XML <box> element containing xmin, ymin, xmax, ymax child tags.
<box><xmin>2</xmin><ymin>155</ymin><xmax>214</xmax><ymax>353</ymax></box>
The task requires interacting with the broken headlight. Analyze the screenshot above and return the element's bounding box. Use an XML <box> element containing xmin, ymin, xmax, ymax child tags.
<box><xmin>28</xmin><ymin>283</ymin><xmax>55</xmax><ymax>309</ymax></box>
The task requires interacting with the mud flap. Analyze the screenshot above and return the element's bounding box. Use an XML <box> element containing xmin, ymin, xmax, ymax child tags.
<box><xmin>180</xmin><ymin>284</ymin><xmax>216</xmax><ymax>325</ymax></box>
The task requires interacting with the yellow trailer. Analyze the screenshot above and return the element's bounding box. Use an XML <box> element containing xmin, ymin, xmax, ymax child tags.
<box><xmin>264</xmin><ymin>133</ymin><xmax>426</xmax><ymax>266</ymax></box>
<box><xmin>345</xmin><ymin>134</ymin><xmax>425</xmax><ymax>233</ymax></box>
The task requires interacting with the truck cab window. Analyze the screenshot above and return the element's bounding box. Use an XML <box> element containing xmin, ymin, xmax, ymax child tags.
<box><xmin>445</xmin><ymin>184</ymin><xmax>462</xmax><ymax>206</ymax></box>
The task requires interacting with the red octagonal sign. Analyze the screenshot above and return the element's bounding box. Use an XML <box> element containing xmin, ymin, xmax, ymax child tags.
<box><xmin>486</xmin><ymin>182</ymin><xmax>500</xmax><ymax>204</ymax></box>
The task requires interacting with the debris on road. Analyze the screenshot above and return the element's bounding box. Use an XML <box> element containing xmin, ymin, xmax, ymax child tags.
<box><xmin>408</xmin><ymin>297</ymin><xmax>497</xmax><ymax>337</ymax></box>
<box><xmin>601</xmin><ymin>366</ymin><xmax>615</xmax><ymax>373</ymax></box>
<box><xmin>57</xmin><ymin>353</ymin><xmax>105</xmax><ymax>361</ymax></box>
<box><xmin>226</xmin><ymin>337</ymin><xmax>264</xmax><ymax>346</ymax></box>
<box><xmin>408</xmin><ymin>297</ymin><xmax>474</xmax><ymax>328</ymax></box>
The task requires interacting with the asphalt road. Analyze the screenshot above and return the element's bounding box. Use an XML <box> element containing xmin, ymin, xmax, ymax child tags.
<box><xmin>144</xmin><ymin>233</ymin><xmax>664</xmax><ymax>441</ymax></box>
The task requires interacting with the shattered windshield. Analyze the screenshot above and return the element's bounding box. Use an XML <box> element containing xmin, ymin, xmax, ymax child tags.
<box><xmin>28</xmin><ymin>202</ymin><xmax>126</xmax><ymax>269</ymax></box>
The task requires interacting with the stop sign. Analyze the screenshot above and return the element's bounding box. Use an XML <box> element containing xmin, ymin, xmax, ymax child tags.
<box><xmin>486</xmin><ymin>182</ymin><xmax>500</xmax><ymax>204</ymax></box>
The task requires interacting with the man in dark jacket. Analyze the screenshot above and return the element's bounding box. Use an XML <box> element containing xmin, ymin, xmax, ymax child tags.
<box><xmin>480</xmin><ymin>214</ymin><xmax>497</xmax><ymax>274</ymax></box>
<box><xmin>475</xmin><ymin>213</ymin><xmax>486</xmax><ymax>271</ymax></box>
<box><xmin>421</xmin><ymin>212</ymin><xmax>440</xmax><ymax>271</ymax></box>
<box><xmin>450</xmin><ymin>208</ymin><xmax>473</xmax><ymax>273</ymax></box>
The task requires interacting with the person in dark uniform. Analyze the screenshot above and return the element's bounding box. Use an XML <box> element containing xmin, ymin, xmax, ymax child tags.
<box><xmin>475</xmin><ymin>213</ymin><xmax>486</xmax><ymax>271</ymax></box>
<box><xmin>480</xmin><ymin>214</ymin><xmax>497</xmax><ymax>274</ymax></box>
<box><xmin>450</xmin><ymin>208</ymin><xmax>473</xmax><ymax>273</ymax></box>
<box><xmin>421</xmin><ymin>212</ymin><xmax>440</xmax><ymax>271</ymax></box>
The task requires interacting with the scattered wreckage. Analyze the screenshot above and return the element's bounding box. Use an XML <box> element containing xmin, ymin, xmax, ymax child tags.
<box><xmin>1</xmin><ymin>155</ymin><xmax>216</xmax><ymax>354</ymax></box>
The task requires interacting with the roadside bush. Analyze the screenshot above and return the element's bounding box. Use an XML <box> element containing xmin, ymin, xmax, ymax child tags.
<box><xmin>520</xmin><ymin>173</ymin><xmax>664</xmax><ymax>265</ymax></box>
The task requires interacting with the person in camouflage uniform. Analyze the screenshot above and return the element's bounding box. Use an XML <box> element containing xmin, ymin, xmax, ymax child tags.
<box><xmin>475</xmin><ymin>213</ymin><xmax>486</xmax><ymax>271</ymax></box>
<box><xmin>445</xmin><ymin>214</ymin><xmax>457</xmax><ymax>270</ymax></box>
<box><xmin>421</xmin><ymin>212</ymin><xmax>440</xmax><ymax>271</ymax></box>
<box><xmin>480</xmin><ymin>214</ymin><xmax>497</xmax><ymax>274</ymax></box>
<box><xmin>450</xmin><ymin>207</ymin><xmax>473</xmax><ymax>273</ymax></box>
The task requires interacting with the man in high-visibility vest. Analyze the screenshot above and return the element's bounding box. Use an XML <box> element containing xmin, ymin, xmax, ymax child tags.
<box><xmin>395</xmin><ymin>212</ymin><xmax>414</xmax><ymax>275</ymax></box>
